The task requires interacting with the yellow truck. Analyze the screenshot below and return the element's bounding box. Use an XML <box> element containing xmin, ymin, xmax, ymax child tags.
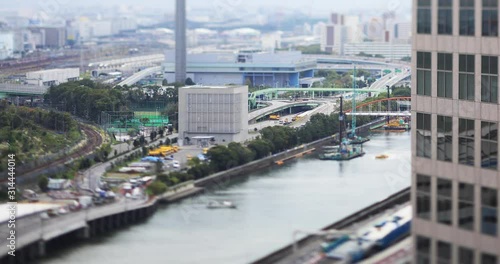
<box><xmin>148</xmin><ymin>145</ymin><xmax>180</xmax><ymax>156</ymax></box>
<box><xmin>269</xmin><ymin>114</ymin><xmax>280</xmax><ymax>120</ymax></box>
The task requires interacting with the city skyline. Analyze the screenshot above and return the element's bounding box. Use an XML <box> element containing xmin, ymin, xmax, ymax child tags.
<box><xmin>3</xmin><ymin>0</ymin><xmax>411</xmax><ymax>17</ymax></box>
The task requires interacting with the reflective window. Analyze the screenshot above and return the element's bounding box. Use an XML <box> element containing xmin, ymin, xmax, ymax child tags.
<box><xmin>438</xmin><ymin>53</ymin><xmax>453</xmax><ymax>98</ymax></box>
<box><xmin>416</xmin><ymin>236</ymin><xmax>431</xmax><ymax>264</ymax></box>
<box><xmin>438</xmin><ymin>0</ymin><xmax>453</xmax><ymax>34</ymax></box>
<box><xmin>459</xmin><ymin>119</ymin><xmax>475</xmax><ymax>166</ymax></box>
<box><xmin>459</xmin><ymin>183</ymin><xmax>475</xmax><ymax>231</ymax></box>
<box><xmin>481</xmin><ymin>121</ymin><xmax>498</xmax><ymax>169</ymax></box>
<box><xmin>417</xmin><ymin>113</ymin><xmax>432</xmax><ymax>158</ymax></box>
<box><xmin>459</xmin><ymin>54</ymin><xmax>475</xmax><ymax>101</ymax></box>
<box><xmin>417</xmin><ymin>52</ymin><xmax>432</xmax><ymax>96</ymax></box>
<box><xmin>417</xmin><ymin>174</ymin><xmax>432</xmax><ymax>220</ymax></box>
<box><xmin>437</xmin><ymin>240</ymin><xmax>452</xmax><ymax>264</ymax></box>
<box><xmin>437</xmin><ymin>115</ymin><xmax>453</xmax><ymax>162</ymax></box>
<box><xmin>460</xmin><ymin>0</ymin><xmax>475</xmax><ymax>36</ymax></box>
<box><xmin>459</xmin><ymin>247</ymin><xmax>474</xmax><ymax>264</ymax></box>
<box><xmin>418</xmin><ymin>0</ymin><xmax>432</xmax><ymax>34</ymax></box>
<box><xmin>437</xmin><ymin>178</ymin><xmax>453</xmax><ymax>225</ymax></box>
<box><xmin>481</xmin><ymin>187</ymin><xmax>497</xmax><ymax>236</ymax></box>
<box><xmin>482</xmin><ymin>0</ymin><xmax>498</xmax><ymax>36</ymax></box>
<box><xmin>481</xmin><ymin>56</ymin><xmax>498</xmax><ymax>103</ymax></box>
<box><xmin>481</xmin><ymin>253</ymin><xmax>497</xmax><ymax>264</ymax></box>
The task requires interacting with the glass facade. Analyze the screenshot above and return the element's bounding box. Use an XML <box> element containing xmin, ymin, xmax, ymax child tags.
<box><xmin>417</xmin><ymin>174</ymin><xmax>432</xmax><ymax>220</ymax></box>
<box><xmin>481</xmin><ymin>56</ymin><xmax>498</xmax><ymax>103</ymax></box>
<box><xmin>460</xmin><ymin>0</ymin><xmax>475</xmax><ymax>36</ymax></box>
<box><xmin>482</xmin><ymin>253</ymin><xmax>498</xmax><ymax>264</ymax></box>
<box><xmin>459</xmin><ymin>118</ymin><xmax>475</xmax><ymax>166</ymax></box>
<box><xmin>481</xmin><ymin>187</ymin><xmax>497</xmax><ymax>236</ymax></box>
<box><xmin>437</xmin><ymin>178</ymin><xmax>453</xmax><ymax>225</ymax></box>
<box><xmin>437</xmin><ymin>115</ymin><xmax>452</xmax><ymax>161</ymax></box>
<box><xmin>482</xmin><ymin>0</ymin><xmax>498</xmax><ymax>36</ymax></box>
<box><xmin>437</xmin><ymin>53</ymin><xmax>453</xmax><ymax>98</ymax></box>
<box><xmin>414</xmin><ymin>1</ymin><xmax>500</xmax><ymax>260</ymax></box>
<box><xmin>417</xmin><ymin>113</ymin><xmax>432</xmax><ymax>158</ymax></box>
<box><xmin>458</xmin><ymin>247</ymin><xmax>475</xmax><ymax>264</ymax></box>
<box><xmin>436</xmin><ymin>240</ymin><xmax>452</xmax><ymax>264</ymax></box>
<box><xmin>418</xmin><ymin>0</ymin><xmax>432</xmax><ymax>34</ymax></box>
<box><xmin>458</xmin><ymin>182</ymin><xmax>475</xmax><ymax>231</ymax></box>
<box><xmin>417</xmin><ymin>52</ymin><xmax>432</xmax><ymax>96</ymax></box>
<box><xmin>459</xmin><ymin>54</ymin><xmax>475</xmax><ymax>100</ymax></box>
<box><xmin>416</xmin><ymin>236</ymin><xmax>431</xmax><ymax>264</ymax></box>
<box><xmin>480</xmin><ymin>121</ymin><xmax>498</xmax><ymax>169</ymax></box>
<box><xmin>438</xmin><ymin>0</ymin><xmax>453</xmax><ymax>34</ymax></box>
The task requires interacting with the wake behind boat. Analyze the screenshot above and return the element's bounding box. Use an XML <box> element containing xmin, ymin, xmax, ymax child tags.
<box><xmin>207</xmin><ymin>200</ymin><xmax>237</xmax><ymax>209</ymax></box>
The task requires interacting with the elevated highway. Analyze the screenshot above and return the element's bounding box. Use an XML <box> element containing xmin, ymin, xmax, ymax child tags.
<box><xmin>248</xmin><ymin>100</ymin><xmax>323</xmax><ymax>123</ymax></box>
<box><xmin>0</xmin><ymin>83</ymin><xmax>48</xmax><ymax>98</ymax></box>
<box><xmin>117</xmin><ymin>66</ymin><xmax>162</xmax><ymax>86</ymax></box>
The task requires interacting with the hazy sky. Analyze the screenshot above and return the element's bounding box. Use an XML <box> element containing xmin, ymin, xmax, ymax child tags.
<box><xmin>7</xmin><ymin>0</ymin><xmax>411</xmax><ymax>16</ymax></box>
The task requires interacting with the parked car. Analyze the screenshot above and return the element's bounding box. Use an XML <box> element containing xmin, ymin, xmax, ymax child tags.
<box><xmin>172</xmin><ymin>160</ymin><xmax>180</xmax><ymax>169</ymax></box>
<box><xmin>22</xmin><ymin>189</ymin><xmax>39</xmax><ymax>202</ymax></box>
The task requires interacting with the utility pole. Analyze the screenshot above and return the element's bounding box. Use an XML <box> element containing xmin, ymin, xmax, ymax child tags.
<box><xmin>351</xmin><ymin>66</ymin><xmax>357</xmax><ymax>138</ymax></box>
<box><xmin>386</xmin><ymin>85</ymin><xmax>390</xmax><ymax>124</ymax></box>
<box><xmin>339</xmin><ymin>96</ymin><xmax>343</xmax><ymax>144</ymax></box>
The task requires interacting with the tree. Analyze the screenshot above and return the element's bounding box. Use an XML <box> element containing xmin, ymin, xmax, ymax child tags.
<box><xmin>228</xmin><ymin>142</ymin><xmax>255</xmax><ymax>165</ymax></box>
<box><xmin>38</xmin><ymin>176</ymin><xmax>49</xmax><ymax>192</ymax></box>
<box><xmin>185</xmin><ymin>77</ymin><xmax>195</xmax><ymax>85</ymax></box>
<box><xmin>187</xmin><ymin>157</ymin><xmax>201</xmax><ymax>167</ymax></box>
<box><xmin>162</xmin><ymin>79</ymin><xmax>168</xmax><ymax>86</ymax></box>
<box><xmin>147</xmin><ymin>180</ymin><xmax>167</xmax><ymax>196</ymax></box>
<box><xmin>150</xmin><ymin>131</ymin><xmax>157</xmax><ymax>141</ymax></box>
<box><xmin>247</xmin><ymin>139</ymin><xmax>272</xmax><ymax>159</ymax></box>
<box><xmin>206</xmin><ymin>145</ymin><xmax>239</xmax><ymax>172</ymax></box>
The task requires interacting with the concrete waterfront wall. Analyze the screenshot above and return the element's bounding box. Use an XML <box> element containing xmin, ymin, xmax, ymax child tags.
<box><xmin>195</xmin><ymin>117</ymin><xmax>386</xmax><ymax>188</ymax></box>
<box><xmin>0</xmin><ymin>202</ymin><xmax>158</xmax><ymax>264</ymax></box>
<box><xmin>251</xmin><ymin>187</ymin><xmax>411</xmax><ymax>264</ymax></box>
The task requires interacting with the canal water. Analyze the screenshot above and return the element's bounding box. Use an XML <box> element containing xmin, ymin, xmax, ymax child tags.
<box><xmin>41</xmin><ymin>132</ymin><xmax>411</xmax><ymax>264</ymax></box>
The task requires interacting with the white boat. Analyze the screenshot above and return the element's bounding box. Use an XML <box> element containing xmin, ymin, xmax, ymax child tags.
<box><xmin>207</xmin><ymin>200</ymin><xmax>237</xmax><ymax>209</ymax></box>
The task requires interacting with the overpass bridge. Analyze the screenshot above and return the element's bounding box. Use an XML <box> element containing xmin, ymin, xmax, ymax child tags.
<box><xmin>117</xmin><ymin>66</ymin><xmax>162</xmax><ymax>86</ymax></box>
<box><xmin>0</xmin><ymin>83</ymin><xmax>48</xmax><ymax>98</ymax></box>
<box><xmin>248</xmin><ymin>100</ymin><xmax>323</xmax><ymax>123</ymax></box>
<box><xmin>89</xmin><ymin>54</ymin><xmax>164</xmax><ymax>77</ymax></box>
<box><xmin>248</xmin><ymin>87</ymin><xmax>380</xmax><ymax>109</ymax></box>
<box><xmin>345</xmin><ymin>97</ymin><xmax>411</xmax><ymax>116</ymax></box>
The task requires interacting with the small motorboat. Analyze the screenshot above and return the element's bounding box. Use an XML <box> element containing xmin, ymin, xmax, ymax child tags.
<box><xmin>207</xmin><ymin>200</ymin><xmax>237</xmax><ymax>209</ymax></box>
<box><xmin>375</xmin><ymin>154</ymin><xmax>389</xmax><ymax>159</ymax></box>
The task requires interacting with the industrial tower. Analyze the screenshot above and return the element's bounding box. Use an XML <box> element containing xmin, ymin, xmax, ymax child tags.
<box><xmin>175</xmin><ymin>0</ymin><xmax>187</xmax><ymax>83</ymax></box>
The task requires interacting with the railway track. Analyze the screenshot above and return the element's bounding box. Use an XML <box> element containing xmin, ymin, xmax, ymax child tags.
<box><xmin>10</xmin><ymin>124</ymin><xmax>103</xmax><ymax>181</ymax></box>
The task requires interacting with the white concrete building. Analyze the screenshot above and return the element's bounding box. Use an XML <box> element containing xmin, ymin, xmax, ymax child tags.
<box><xmin>343</xmin><ymin>42</ymin><xmax>411</xmax><ymax>60</ymax></box>
<box><xmin>394</xmin><ymin>22</ymin><xmax>412</xmax><ymax>43</ymax></box>
<box><xmin>412</xmin><ymin>0</ymin><xmax>500</xmax><ymax>263</ymax></box>
<box><xmin>0</xmin><ymin>31</ymin><xmax>14</xmax><ymax>60</ymax></box>
<box><xmin>92</xmin><ymin>20</ymin><xmax>113</xmax><ymax>37</ymax></box>
<box><xmin>26</xmin><ymin>68</ymin><xmax>80</xmax><ymax>86</ymax></box>
<box><xmin>178</xmin><ymin>85</ymin><xmax>248</xmax><ymax>146</ymax></box>
<box><xmin>320</xmin><ymin>13</ymin><xmax>361</xmax><ymax>54</ymax></box>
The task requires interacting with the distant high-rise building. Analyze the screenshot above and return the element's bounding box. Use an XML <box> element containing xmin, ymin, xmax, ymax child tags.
<box><xmin>175</xmin><ymin>0</ymin><xmax>187</xmax><ymax>84</ymax></box>
<box><xmin>394</xmin><ymin>22</ymin><xmax>411</xmax><ymax>42</ymax></box>
<box><xmin>412</xmin><ymin>0</ymin><xmax>500</xmax><ymax>263</ymax></box>
<box><xmin>321</xmin><ymin>12</ymin><xmax>360</xmax><ymax>54</ymax></box>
